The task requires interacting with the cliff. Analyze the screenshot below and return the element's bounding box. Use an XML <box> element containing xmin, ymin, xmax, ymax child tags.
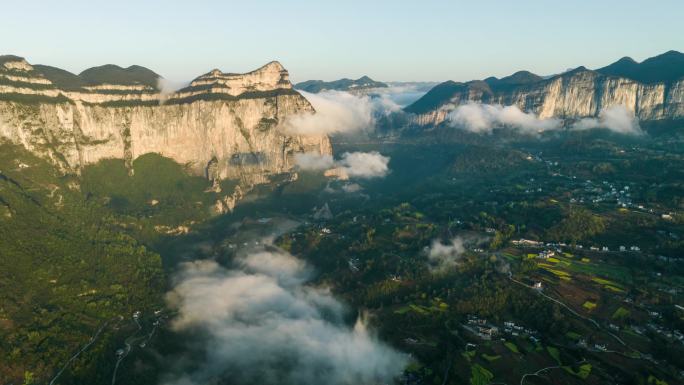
<box><xmin>0</xmin><ymin>56</ymin><xmax>332</xmax><ymax>188</ymax></box>
<box><xmin>405</xmin><ymin>51</ymin><xmax>684</xmax><ymax>126</ymax></box>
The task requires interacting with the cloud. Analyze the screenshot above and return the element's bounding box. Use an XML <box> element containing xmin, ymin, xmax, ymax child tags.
<box><xmin>294</xmin><ymin>152</ymin><xmax>335</xmax><ymax>171</ymax></box>
<box><xmin>446</xmin><ymin>102</ymin><xmax>561</xmax><ymax>133</ymax></box>
<box><xmin>373</xmin><ymin>83</ymin><xmax>434</xmax><ymax>107</ymax></box>
<box><xmin>443</xmin><ymin>102</ymin><xmax>643</xmax><ymax>136</ymax></box>
<box><xmin>425</xmin><ymin>237</ymin><xmax>467</xmax><ymax>271</ymax></box>
<box><xmin>281</xmin><ymin>88</ymin><xmax>419</xmax><ymax>136</ymax></box>
<box><xmin>341</xmin><ymin>183</ymin><xmax>363</xmax><ymax>193</ymax></box>
<box><xmin>337</xmin><ymin>151</ymin><xmax>390</xmax><ymax>179</ymax></box>
<box><xmin>322</xmin><ymin>182</ymin><xmax>366</xmax><ymax>195</ymax></box>
<box><xmin>370</xmin><ymin>93</ymin><xmax>403</xmax><ymax>114</ymax></box>
<box><xmin>572</xmin><ymin>105</ymin><xmax>642</xmax><ymax>135</ymax></box>
<box><xmin>157</xmin><ymin>77</ymin><xmax>188</xmax><ymax>96</ymax></box>
<box><xmin>164</xmin><ymin>249</ymin><xmax>407</xmax><ymax>385</ymax></box>
<box><xmin>295</xmin><ymin>151</ymin><xmax>390</xmax><ymax>179</ymax></box>
<box><xmin>280</xmin><ymin>90</ymin><xmax>373</xmax><ymax>136</ymax></box>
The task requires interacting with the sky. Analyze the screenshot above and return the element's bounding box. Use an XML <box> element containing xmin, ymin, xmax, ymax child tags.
<box><xmin>2</xmin><ymin>0</ymin><xmax>683</xmax><ymax>84</ymax></box>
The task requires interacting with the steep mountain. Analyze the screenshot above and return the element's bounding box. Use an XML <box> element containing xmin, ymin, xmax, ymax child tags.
<box><xmin>295</xmin><ymin>75</ymin><xmax>388</xmax><ymax>93</ymax></box>
<box><xmin>0</xmin><ymin>56</ymin><xmax>332</xmax><ymax>193</ymax></box>
<box><xmin>405</xmin><ymin>50</ymin><xmax>684</xmax><ymax>126</ymax></box>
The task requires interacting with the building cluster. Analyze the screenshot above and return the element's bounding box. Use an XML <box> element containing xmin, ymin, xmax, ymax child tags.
<box><xmin>511</xmin><ymin>238</ymin><xmax>645</xmax><ymax>256</ymax></box>
<box><xmin>646</xmin><ymin>322</ymin><xmax>684</xmax><ymax>343</ymax></box>
<box><xmin>464</xmin><ymin>315</ymin><xmax>499</xmax><ymax>340</ymax></box>
<box><xmin>571</xmin><ymin>180</ymin><xmax>635</xmax><ymax>208</ymax></box>
<box><xmin>463</xmin><ymin>315</ymin><xmax>540</xmax><ymax>343</ymax></box>
<box><xmin>348</xmin><ymin>257</ymin><xmax>360</xmax><ymax>272</ymax></box>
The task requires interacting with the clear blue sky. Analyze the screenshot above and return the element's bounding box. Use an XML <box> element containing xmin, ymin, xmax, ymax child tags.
<box><xmin>2</xmin><ymin>0</ymin><xmax>682</xmax><ymax>83</ymax></box>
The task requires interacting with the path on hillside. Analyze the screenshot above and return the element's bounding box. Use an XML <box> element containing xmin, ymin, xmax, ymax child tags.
<box><xmin>519</xmin><ymin>359</ymin><xmax>586</xmax><ymax>385</ymax></box>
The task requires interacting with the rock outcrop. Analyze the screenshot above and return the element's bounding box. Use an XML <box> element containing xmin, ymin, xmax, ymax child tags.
<box><xmin>405</xmin><ymin>51</ymin><xmax>684</xmax><ymax>126</ymax></box>
<box><xmin>0</xmin><ymin>55</ymin><xmax>332</xmax><ymax>187</ymax></box>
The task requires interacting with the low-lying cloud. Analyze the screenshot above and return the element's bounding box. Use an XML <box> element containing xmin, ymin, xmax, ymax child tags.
<box><xmin>293</xmin><ymin>152</ymin><xmax>335</xmax><ymax>171</ymax></box>
<box><xmin>164</xmin><ymin>250</ymin><xmax>407</xmax><ymax>385</ymax></box>
<box><xmin>157</xmin><ymin>77</ymin><xmax>189</xmax><ymax>103</ymax></box>
<box><xmin>295</xmin><ymin>151</ymin><xmax>390</xmax><ymax>179</ymax></box>
<box><xmin>337</xmin><ymin>151</ymin><xmax>390</xmax><ymax>178</ymax></box>
<box><xmin>426</xmin><ymin>237</ymin><xmax>467</xmax><ymax>271</ymax></box>
<box><xmin>281</xmin><ymin>91</ymin><xmax>373</xmax><ymax>136</ymax></box>
<box><xmin>280</xmin><ymin>90</ymin><xmax>409</xmax><ymax>136</ymax></box>
<box><xmin>446</xmin><ymin>102</ymin><xmax>561</xmax><ymax>133</ymax></box>
<box><xmin>572</xmin><ymin>105</ymin><xmax>642</xmax><ymax>135</ymax></box>
<box><xmin>341</xmin><ymin>183</ymin><xmax>363</xmax><ymax>193</ymax></box>
<box><xmin>376</xmin><ymin>83</ymin><xmax>435</xmax><ymax>107</ymax></box>
<box><xmin>443</xmin><ymin>102</ymin><xmax>643</xmax><ymax>135</ymax></box>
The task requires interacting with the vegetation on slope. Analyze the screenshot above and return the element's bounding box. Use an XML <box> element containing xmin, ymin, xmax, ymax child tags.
<box><xmin>0</xmin><ymin>143</ymin><xmax>164</xmax><ymax>384</ymax></box>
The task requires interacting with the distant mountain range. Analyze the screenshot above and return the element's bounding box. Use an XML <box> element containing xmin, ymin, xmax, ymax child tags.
<box><xmin>405</xmin><ymin>50</ymin><xmax>684</xmax><ymax>124</ymax></box>
<box><xmin>295</xmin><ymin>76</ymin><xmax>387</xmax><ymax>93</ymax></box>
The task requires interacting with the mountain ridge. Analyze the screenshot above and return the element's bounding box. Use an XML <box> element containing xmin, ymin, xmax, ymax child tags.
<box><xmin>295</xmin><ymin>75</ymin><xmax>388</xmax><ymax>93</ymax></box>
<box><xmin>404</xmin><ymin>50</ymin><xmax>684</xmax><ymax>125</ymax></box>
<box><xmin>596</xmin><ymin>50</ymin><xmax>684</xmax><ymax>84</ymax></box>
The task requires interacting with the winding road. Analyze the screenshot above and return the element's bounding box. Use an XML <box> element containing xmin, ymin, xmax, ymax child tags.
<box><xmin>48</xmin><ymin>320</ymin><xmax>110</xmax><ymax>385</ymax></box>
<box><xmin>111</xmin><ymin>316</ymin><xmax>143</xmax><ymax>385</ymax></box>
<box><xmin>507</xmin><ymin>273</ymin><xmax>653</xmax><ymax>361</ymax></box>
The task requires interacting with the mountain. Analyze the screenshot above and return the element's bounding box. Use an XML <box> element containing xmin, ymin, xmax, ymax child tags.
<box><xmin>33</xmin><ymin>64</ymin><xmax>87</xmax><ymax>90</ymax></box>
<box><xmin>79</xmin><ymin>64</ymin><xmax>161</xmax><ymax>89</ymax></box>
<box><xmin>386</xmin><ymin>81</ymin><xmax>440</xmax><ymax>92</ymax></box>
<box><xmin>484</xmin><ymin>70</ymin><xmax>544</xmax><ymax>91</ymax></box>
<box><xmin>295</xmin><ymin>75</ymin><xmax>388</xmax><ymax>93</ymax></box>
<box><xmin>0</xmin><ymin>56</ymin><xmax>331</xmax><ymax>204</ymax></box>
<box><xmin>405</xmin><ymin>50</ymin><xmax>684</xmax><ymax>126</ymax></box>
<box><xmin>404</xmin><ymin>80</ymin><xmax>466</xmax><ymax>115</ymax></box>
<box><xmin>596</xmin><ymin>50</ymin><xmax>684</xmax><ymax>84</ymax></box>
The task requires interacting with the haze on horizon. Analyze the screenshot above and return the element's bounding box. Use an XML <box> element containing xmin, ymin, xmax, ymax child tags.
<box><xmin>2</xmin><ymin>0</ymin><xmax>683</xmax><ymax>84</ymax></box>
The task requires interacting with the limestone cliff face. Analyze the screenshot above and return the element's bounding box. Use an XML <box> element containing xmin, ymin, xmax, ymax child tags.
<box><xmin>0</xmin><ymin>56</ymin><xmax>332</xmax><ymax>186</ymax></box>
<box><xmin>406</xmin><ymin>68</ymin><xmax>684</xmax><ymax>126</ymax></box>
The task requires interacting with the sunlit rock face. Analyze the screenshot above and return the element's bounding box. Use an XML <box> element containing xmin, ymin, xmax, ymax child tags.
<box><xmin>407</xmin><ymin>68</ymin><xmax>684</xmax><ymax>126</ymax></box>
<box><xmin>0</xmin><ymin>56</ymin><xmax>332</xmax><ymax>186</ymax></box>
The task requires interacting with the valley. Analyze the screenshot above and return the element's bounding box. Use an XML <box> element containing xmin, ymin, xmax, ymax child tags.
<box><xmin>1</xmin><ymin>49</ymin><xmax>683</xmax><ymax>385</ymax></box>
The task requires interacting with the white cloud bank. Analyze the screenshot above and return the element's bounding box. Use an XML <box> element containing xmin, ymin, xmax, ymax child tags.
<box><xmin>280</xmin><ymin>91</ymin><xmax>373</xmax><ymax>136</ymax></box>
<box><xmin>295</xmin><ymin>151</ymin><xmax>390</xmax><ymax>179</ymax></box>
<box><xmin>337</xmin><ymin>151</ymin><xmax>390</xmax><ymax>178</ymax></box>
<box><xmin>572</xmin><ymin>105</ymin><xmax>642</xmax><ymax>135</ymax></box>
<box><xmin>444</xmin><ymin>102</ymin><xmax>642</xmax><ymax>135</ymax></box>
<box><xmin>446</xmin><ymin>102</ymin><xmax>561</xmax><ymax>133</ymax></box>
<box><xmin>280</xmin><ymin>90</ymin><xmax>405</xmax><ymax>136</ymax></box>
<box><xmin>164</xmin><ymin>251</ymin><xmax>407</xmax><ymax>385</ymax></box>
